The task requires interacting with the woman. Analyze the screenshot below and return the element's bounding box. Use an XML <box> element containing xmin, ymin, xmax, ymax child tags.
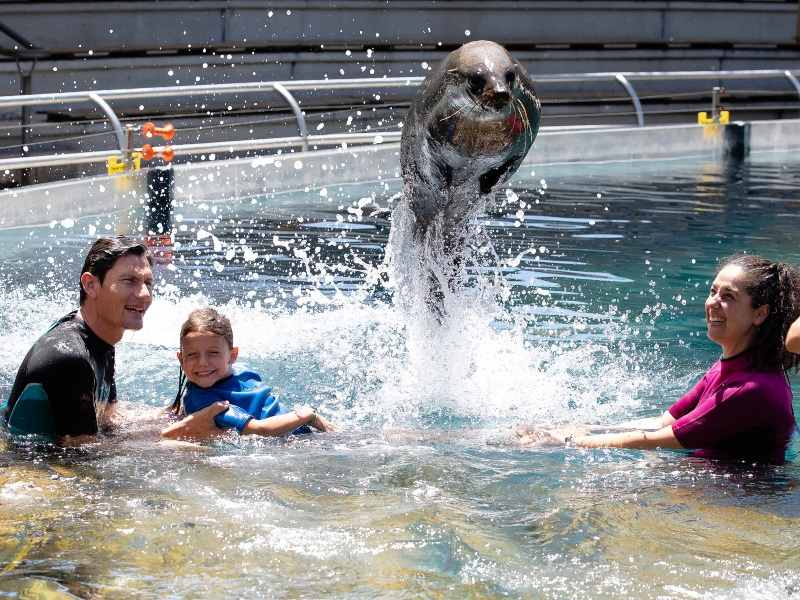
<box><xmin>520</xmin><ymin>255</ymin><xmax>800</xmax><ymax>463</ymax></box>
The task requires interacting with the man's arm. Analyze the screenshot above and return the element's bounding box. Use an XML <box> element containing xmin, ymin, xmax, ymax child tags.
<box><xmin>160</xmin><ymin>401</ymin><xmax>230</xmax><ymax>440</ymax></box>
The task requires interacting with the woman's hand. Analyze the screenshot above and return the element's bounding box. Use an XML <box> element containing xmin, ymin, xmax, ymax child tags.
<box><xmin>160</xmin><ymin>401</ymin><xmax>229</xmax><ymax>440</ymax></box>
<box><xmin>515</xmin><ymin>425</ymin><xmax>586</xmax><ymax>446</ymax></box>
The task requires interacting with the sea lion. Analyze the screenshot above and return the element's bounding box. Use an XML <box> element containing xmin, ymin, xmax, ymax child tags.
<box><xmin>392</xmin><ymin>40</ymin><xmax>541</xmax><ymax>315</ymax></box>
<box><xmin>401</xmin><ymin>40</ymin><xmax>541</xmax><ymax>232</ymax></box>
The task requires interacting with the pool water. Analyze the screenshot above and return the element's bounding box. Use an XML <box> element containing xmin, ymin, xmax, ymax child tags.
<box><xmin>1</xmin><ymin>152</ymin><xmax>800</xmax><ymax>599</ymax></box>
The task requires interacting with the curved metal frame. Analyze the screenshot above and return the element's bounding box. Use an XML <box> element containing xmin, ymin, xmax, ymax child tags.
<box><xmin>614</xmin><ymin>74</ymin><xmax>644</xmax><ymax>127</ymax></box>
<box><xmin>88</xmin><ymin>92</ymin><xmax>127</xmax><ymax>155</ymax></box>
<box><xmin>272</xmin><ymin>83</ymin><xmax>309</xmax><ymax>151</ymax></box>
<box><xmin>784</xmin><ymin>70</ymin><xmax>800</xmax><ymax>100</ymax></box>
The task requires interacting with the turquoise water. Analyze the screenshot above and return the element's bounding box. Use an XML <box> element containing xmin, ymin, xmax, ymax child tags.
<box><xmin>1</xmin><ymin>152</ymin><xmax>800</xmax><ymax>598</ymax></box>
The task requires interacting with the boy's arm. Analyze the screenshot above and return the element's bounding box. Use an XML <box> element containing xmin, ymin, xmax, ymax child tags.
<box><xmin>241</xmin><ymin>405</ymin><xmax>335</xmax><ymax>436</ymax></box>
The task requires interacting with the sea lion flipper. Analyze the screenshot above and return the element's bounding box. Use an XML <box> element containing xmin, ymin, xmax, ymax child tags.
<box><xmin>479</xmin><ymin>156</ymin><xmax>520</xmax><ymax>195</ymax></box>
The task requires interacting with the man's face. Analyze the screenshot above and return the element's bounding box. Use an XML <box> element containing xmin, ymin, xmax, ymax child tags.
<box><xmin>90</xmin><ymin>254</ymin><xmax>154</xmax><ymax>335</ymax></box>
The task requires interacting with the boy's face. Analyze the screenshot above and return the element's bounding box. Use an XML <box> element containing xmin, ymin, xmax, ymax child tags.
<box><xmin>177</xmin><ymin>331</ymin><xmax>238</xmax><ymax>388</ymax></box>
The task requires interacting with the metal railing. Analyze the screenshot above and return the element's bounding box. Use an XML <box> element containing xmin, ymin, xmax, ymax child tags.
<box><xmin>0</xmin><ymin>68</ymin><xmax>798</xmax><ymax>172</ymax></box>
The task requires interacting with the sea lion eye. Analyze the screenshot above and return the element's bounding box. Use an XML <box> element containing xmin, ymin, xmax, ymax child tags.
<box><xmin>505</xmin><ymin>71</ymin><xmax>516</xmax><ymax>86</ymax></box>
<box><xmin>468</xmin><ymin>74</ymin><xmax>486</xmax><ymax>95</ymax></box>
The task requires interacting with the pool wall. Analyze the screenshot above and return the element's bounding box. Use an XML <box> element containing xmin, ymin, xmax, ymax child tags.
<box><xmin>2</xmin><ymin>118</ymin><xmax>799</xmax><ymax>230</ymax></box>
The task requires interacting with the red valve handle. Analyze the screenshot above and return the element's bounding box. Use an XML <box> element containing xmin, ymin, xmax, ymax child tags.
<box><xmin>140</xmin><ymin>143</ymin><xmax>174</xmax><ymax>162</ymax></box>
<box><xmin>142</xmin><ymin>121</ymin><xmax>175</xmax><ymax>141</ymax></box>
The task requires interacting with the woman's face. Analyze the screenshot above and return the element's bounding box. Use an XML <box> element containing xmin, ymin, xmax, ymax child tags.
<box><xmin>705</xmin><ymin>264</ymin><xmax>769</xmax><ymax>356</ymax></box>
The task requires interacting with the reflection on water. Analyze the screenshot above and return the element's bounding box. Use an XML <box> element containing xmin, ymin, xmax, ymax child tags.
<box><xmin>2</xmin><ymin>154</ymin><xmax>800</xmax><ymax>598</ymax></box>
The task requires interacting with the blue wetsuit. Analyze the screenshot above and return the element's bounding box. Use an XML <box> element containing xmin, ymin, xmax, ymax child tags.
<box><xmin>182</xmin><ymin>370</ymin><xmax>310</xmax><ymax>434</ymax></box>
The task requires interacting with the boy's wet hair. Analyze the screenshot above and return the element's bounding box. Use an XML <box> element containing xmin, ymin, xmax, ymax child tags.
<box><xmin>179</xmin><ymin>307</ymin><xmax>234</xmax><ymax>348</ymax></box>
<box><xmin>169</xmin><ymin>307</ymin><xmax>234</xmax><ymax>414</ymax></box>
<box><xmin>80</xmin><ymin>236</ymin><xmax>152</xmax><ymax>305</ymax></box>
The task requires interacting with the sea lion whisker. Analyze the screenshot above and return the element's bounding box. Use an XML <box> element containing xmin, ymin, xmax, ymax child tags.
<box><xmin>514</xmin><ymin>97</ymin><xmax>533</xmax><ymax>147</ymax></box>
<box><xmin>517</xmin><ymin>98</ymin><xmax>533</xmax><ymax>147</ymax></box>
<box><xmin>439</xmin><ymin>103</ymin><xmax>470</xmax><ymax>122</ymax></box>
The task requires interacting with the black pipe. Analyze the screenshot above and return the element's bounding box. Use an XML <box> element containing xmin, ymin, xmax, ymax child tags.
<box><xmin>723</xmin><ymin>121</ymin><xmax>750</xmax><ymax>163</ymax></box>
<box><xmin>146</xmin><ymin>167</ymin><xmax>174</xmax><ymax>235</ymax></box>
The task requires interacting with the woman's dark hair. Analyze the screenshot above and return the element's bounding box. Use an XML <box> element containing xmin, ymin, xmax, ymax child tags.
<box><xmin>80</xmin><ymin>236</ymin><xmax>153</xmax><ymax>305</ymax></box>
<box><xmin>168</xmin><ymin>308</ymin><xmax>235</xmax><ymax>414</ymax></box>
<box><xmin>719</xmin><ymin>254</ymin><xmax>800</xmax><ymax>372</ymax></box>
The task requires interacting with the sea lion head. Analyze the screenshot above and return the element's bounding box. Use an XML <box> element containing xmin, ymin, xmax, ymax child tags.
<box><xmin>448</xmin><ymin>40</ymin><xmax>519</xmax><ymax>112</ymax></box>
<box><xmin>429</xmin><ymin>40</ymin><xmax>541</xmax><ymax>159</ymax></box>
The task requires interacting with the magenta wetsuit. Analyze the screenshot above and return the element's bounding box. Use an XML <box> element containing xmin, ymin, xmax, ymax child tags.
<box><xmin>669</xmin><ymin>352</ymin><xmax>797</xmax><ymax>463</ymax></box>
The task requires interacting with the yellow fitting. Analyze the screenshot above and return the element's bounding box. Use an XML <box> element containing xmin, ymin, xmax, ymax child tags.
<box><xmin>107</xmin><ymin>153</ymin><xmax>142</xmax><ymax>176</ymax></box>
<box><xmin>106</xmin><ymin>156</ymin><xmax>126</xmax><ymax>176</ymax></box>
<box><xmin>697</xmin><ymin>110</ymin><xmax>731</xmax><ymax>126</ymax></box>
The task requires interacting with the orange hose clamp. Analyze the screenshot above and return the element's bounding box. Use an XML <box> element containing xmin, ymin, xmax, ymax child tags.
<box><xmin>142</xmin><ymin>121</ymin><xmax>175</xmax><ymax>141</ymax></box>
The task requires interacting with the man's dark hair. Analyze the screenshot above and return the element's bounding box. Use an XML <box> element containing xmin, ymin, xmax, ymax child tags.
<box><xmin>79</xmin><ymin>236</ymin><xmax>153</xmax><ymax>305</ymax></box>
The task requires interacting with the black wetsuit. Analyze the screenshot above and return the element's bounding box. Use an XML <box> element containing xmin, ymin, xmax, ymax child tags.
<box><xmin>4</xmin><ymin>310</ymin><xmax>116</xmax><ymax>437</ymax></box>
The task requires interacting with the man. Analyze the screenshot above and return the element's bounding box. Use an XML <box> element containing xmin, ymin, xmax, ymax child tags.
<box><xmin>2</xmin><ymin>236</ymin><xmax>156</xmax><ymax>444</ymax></box>
<box><xmin>3</xmin><ymin>236</ymin><xmax>229</xmax><ymax>445</ymax></box>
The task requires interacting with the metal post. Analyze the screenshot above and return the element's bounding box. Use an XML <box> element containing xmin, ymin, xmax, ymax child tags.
<box><xmin>15</xmin><ymin>57</ymin><xmax>35</xmax><ymax>186</ymax></box>
<box><xmin>711</xmin><ymin>86</ymin><xmax>723</xmax><ymax>121</ymax></box>
<box><xmin>273</xmin><ymin>82</ymin><xmax>309</xmax><ymax>151</ymax></box>
<box><xmin>614</xmin><ymin>74</ymin><xmax>644</xmax><ymax>127</ymax></box>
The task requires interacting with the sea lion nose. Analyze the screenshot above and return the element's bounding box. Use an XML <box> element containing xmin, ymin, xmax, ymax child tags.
<box><xmin>487</xmin><ymin>81</ymin><xmax>511</xmax><ymax>108</ymax></box>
